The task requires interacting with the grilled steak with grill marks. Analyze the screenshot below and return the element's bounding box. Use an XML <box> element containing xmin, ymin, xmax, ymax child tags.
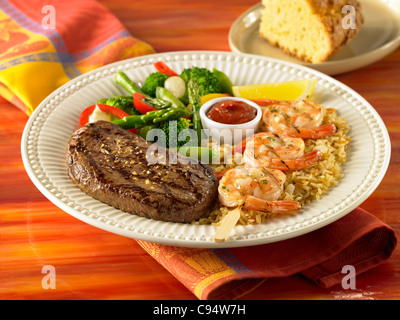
<box><xmin>66</xmin><ymin>120</ymin><xmax>218</xmax><ymax>223</ymax></box>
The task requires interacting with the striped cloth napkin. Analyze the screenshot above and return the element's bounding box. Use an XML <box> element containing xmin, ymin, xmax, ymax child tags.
<box><xmin>138</xmin><ymin>207</ymin><xmax>397</xmax><ymax>299</ymax></box>
<box><xmin>0</xmin><ymin>0</ymin><xmax>155</xmax><ymax>115</ymax></box>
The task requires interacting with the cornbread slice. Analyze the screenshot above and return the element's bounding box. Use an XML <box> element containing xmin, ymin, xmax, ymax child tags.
<box><xmin>259</xmin><ymin>0</ymin><xmax>364</xmax><ymax>63</ymax></box>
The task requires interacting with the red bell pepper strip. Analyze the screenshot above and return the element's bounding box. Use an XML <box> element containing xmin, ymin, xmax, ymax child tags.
<box><xmin>79</xmin><ymin>104</ymin><xmax>137</xmax><ymax>133</ymax></box>
<box><xmin>79</xmin><ymin>104</ymin><xmax>130</xmax><ymax>127</ymax></box>
<box><xmin>133</xmin><ymin>93</ymin><xmax>157</xmax><ymax>114</ymax></box>
<box><xmin>154</xmin><ymin>61</ymin><xmax>179</xmax><ymax>77</ymax></box>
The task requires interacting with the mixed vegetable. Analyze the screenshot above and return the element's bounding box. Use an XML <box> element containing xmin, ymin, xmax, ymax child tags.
<box><xmin>79</xmin><ymin>61</ymin><xmax>233</xmax><ymax>160</ymax></box>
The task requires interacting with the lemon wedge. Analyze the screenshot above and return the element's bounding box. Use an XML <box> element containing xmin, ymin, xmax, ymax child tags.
<box><xmin>232</xmin><ymin>79</ymin><xmax>316</xmax><ymax>101</ymax></box>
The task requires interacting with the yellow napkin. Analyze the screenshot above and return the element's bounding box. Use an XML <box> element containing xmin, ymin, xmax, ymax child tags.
<box><xmin>0</xmin><ymin>0</ymin><xmax>155</xmax><ymax>115</ymax></box>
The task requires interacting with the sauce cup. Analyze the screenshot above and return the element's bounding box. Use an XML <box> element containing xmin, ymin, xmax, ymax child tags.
<box><xmin>199</xmin><ymin>97</ymin><xmax>262</xmax><ymax>145</ymax></box>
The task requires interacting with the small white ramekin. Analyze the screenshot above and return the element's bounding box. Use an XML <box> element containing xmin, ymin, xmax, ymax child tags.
<box><xmin>199</xmin><ymin>97</ymin><xmax>262</xmax><ymax>145</ymax></box>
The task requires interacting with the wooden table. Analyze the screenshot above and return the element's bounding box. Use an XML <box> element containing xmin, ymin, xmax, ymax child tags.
<box><xmin>1</xmin><ymin>0</ymin><xmax>399</xmax><ymax>300</ymax></box>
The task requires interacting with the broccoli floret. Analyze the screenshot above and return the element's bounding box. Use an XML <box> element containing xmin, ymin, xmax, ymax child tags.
<box><xmin>179</xmin><ymin>67</ymin><xmax>221</xmax><ymax>96</ymax></box>
<box><xmin>158</xmin><ymin>118</ymin><xmax>194</xmax><ymax>148</ymax></box>
<box><xmin>141</xmin><ymin>72</ymin><xmax>169</xmax><ymax>97</ymax></box>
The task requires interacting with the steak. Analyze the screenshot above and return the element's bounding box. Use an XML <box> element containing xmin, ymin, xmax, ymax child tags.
<box><xmin>66</xmin><ymin>121</ymin><xmax>218</xmax><ymax>223</ymax></box>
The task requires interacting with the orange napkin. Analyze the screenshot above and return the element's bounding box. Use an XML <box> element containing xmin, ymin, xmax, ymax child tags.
<box><xmin>0</xmin><ymin>0</ymin><xmax>155</xmax><ymax>115</ymax></box>
<box><xmin>138</xmin><ymin>207</ymin><xmax>397</xmax><ymax>300</ymax></box>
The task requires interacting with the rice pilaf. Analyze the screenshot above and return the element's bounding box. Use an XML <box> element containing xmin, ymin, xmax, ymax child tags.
<box><xmin>194</xmin><ymin>107</ymin><xmax>351</xmax><ymax>226</ymax></box>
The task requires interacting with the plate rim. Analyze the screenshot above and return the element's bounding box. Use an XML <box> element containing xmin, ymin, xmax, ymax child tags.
<box><xmin>21</xmin><ymin>50</ymin><xmax>391</xmax><ymax>248</ymax></box>
<box><xmin>229</xmin><ymin>0</ymin><xmax>400</xmax><ymax>74</ymax></box>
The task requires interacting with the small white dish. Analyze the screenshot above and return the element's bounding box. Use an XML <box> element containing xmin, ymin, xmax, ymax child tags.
<box><xmin>200</xmin><ymin>97</ymin><xmax>262</xmax><ymax>145</ymax></box>
<box><xmin>229</xmin><ymin>0</ymin><xmax>400</xmax><ymax>75</ymax></box>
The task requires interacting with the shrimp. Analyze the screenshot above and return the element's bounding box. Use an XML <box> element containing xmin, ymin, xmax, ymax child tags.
<box><xmin>218</xmin><ymin>166</ymin><xmax>301</xmax><ymax>213</ymax></box>
<box><xmin>234</xmin><ymin>132</ymin><xmax>322</xmax><ymax>171</ymax></box>
<box><xmin>261</xmin><ymin>99</ymin><xmax>337</xmax><ymax>139</ymax></box>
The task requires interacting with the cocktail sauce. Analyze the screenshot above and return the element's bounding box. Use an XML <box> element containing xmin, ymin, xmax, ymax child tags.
<box><xmin>206</xmin><ymin>100</ymin><xmax>257</xmax><ymax>125</ymax></box>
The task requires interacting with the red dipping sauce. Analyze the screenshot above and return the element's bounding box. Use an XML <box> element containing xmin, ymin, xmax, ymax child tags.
<box><xmin>206</xmin><ymin>100</ymin><xmax>257</xmax><ymax>125</ymax></box>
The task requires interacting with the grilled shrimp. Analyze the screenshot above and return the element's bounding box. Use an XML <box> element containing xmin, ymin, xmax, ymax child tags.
<box><xmin>261</xmin><ymin>99</ymin><xmax>337</xmax><ymax>139</ymax></box>
<box><xmin>218</xmin><ymin>166</ymin><xmax>301</xmax><ymax>213</ymax></box>
<box><xmin>234</xmin><ymin>132</ymin><xmax>322</xmax><ymax>171</ymax></box>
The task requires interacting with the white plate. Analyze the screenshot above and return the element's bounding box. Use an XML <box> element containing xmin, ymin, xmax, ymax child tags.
<box><xmin>21</xmin><ymin>51</ymin><xmax>391</xmax><ymax>248</ymax></box>
<box><xmin>229</xmin><ymin>0</ymin><xmax>400</xmax><ymax>75</ymax></box>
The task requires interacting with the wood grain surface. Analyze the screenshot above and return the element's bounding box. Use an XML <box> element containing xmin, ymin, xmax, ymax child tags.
<box><xmin>1</xmin><ymin>0</ymin><xmax>399</xmax><ymax>300</ymax></box>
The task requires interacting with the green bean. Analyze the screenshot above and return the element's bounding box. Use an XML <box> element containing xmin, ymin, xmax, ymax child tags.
<box><xmin>153</xmin><ymin>108</ymin><xmax>188</xmax><ymax>124</ymax></box>
<box><xmin>156</xmin><ymin>87</ymin><xmax>186</xmax><ymax>109</ymax></box>
<box><xmin>143</xmin><ymin>96</ymin><xmax>172</xmax><ymax>109</ymax></box>
<box><xmin>188</xmin><ymin>79</ymin><xmax>202</xmax><ymax>146</ymax></box>
<box><xmin>115</xmin><ymin>72</ymin><xmax>147</xmax><ymax>96</ymax></box>
<box><xmin>172</xmin><ymin>146</ymin><xmax>218</xmax><ymax>162</ymax></box>
<box><xmin>111</xmin><ymin>107</ymin><xmax>188</xmax><ymax>130</ymax></box>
